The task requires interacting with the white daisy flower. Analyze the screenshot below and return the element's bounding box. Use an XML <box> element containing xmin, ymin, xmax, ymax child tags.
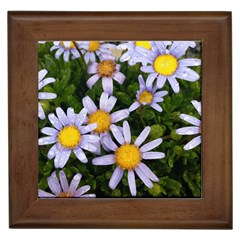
<box><xmin>38</xmin><ymin>41</ymin><xmax>46</xmax><ymax>44</ymax></box>
<box><xmin>38</xmin><ymin>69</ymin><xmax>57</xmax><ymax>120</ymax></box>
<box><xmin>50</xmin><ymin>41</ymin><xmax>80</xmax><ymax>62</ymax></box>
<box><xmin>38</xmin><ymin>107</ymin><xmax>100</xmax><ymax>168</ymax></box>
<box><xmin>38</xmin><ymin>170</ymin><xmax>96</xmax><ymax>198</ymax></box>
<box><xmin>129</xmin><ymin>75</ymin><xmax>168</xmax><ymax>113</ymax></box>
<box><xmin>176</xmin><ymin>100</ymin><xmax>201</xmax><ymax>150</ymax></box>
<box><xmin>82</xmin><ymin>92</ymin><xmax>129</xmax><ymax>154</ymax></box>
<box><xmin>92</xmin><ymin>120</ymin><xmax>165</xmax><ymax>196</ymax></box>
<box><xmin>117</xmin><ymin>41</ymin><xmax>171</xmax><ymax>66</ymax></box>
<box><xmin>87</xmin><ymin>54</ymin><xmax>126</xmax><ymax>95</ymax></box>
<box><xmin>137</xmin><ymin>41</ymin><xmax>201</xmax><ymax>93</ymax></box>
<box><xmin>79</xmin><ymin>41</ymin><xmax>116</xmax><ymax>64</ymax></box>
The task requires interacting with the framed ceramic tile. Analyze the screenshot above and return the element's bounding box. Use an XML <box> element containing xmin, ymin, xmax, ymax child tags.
<box><xmin>8</xmin><ymin>11</ymin><xmax>232</xmax><ymax>228</ymax></box>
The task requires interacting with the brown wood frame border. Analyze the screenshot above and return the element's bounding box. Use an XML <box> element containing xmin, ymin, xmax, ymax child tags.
<box><xmin>8</xmin><ymin>12</ymin><xmax>232</xmax><ymax>229</ymax></box>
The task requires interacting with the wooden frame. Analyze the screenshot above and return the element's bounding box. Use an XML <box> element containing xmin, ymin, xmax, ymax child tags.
<box><xmin>8</xmin><ymin>11</ymin><xmax>232</xmax><ymax>229</ymax></box>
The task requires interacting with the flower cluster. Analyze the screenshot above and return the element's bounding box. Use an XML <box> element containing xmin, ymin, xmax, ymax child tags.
<box><xmin>38</xmin><ymin>41</ymin><xmax>201</xmax><ymax>198</ymax></box>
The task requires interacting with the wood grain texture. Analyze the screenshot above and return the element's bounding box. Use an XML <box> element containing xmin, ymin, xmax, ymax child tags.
<box><xmin>8</xmin><ymin>11</ymin><xmax>232</xmax><ymax>229</ymax></box>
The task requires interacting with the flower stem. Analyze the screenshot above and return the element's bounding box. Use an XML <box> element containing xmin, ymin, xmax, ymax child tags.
<box><xmin>139</xmin><ymin>106</ymin><xmax>146</xmax><ymax>127</ymax></box>
<box><xmin>73</xmin><ymin>41</ymin><xmax>87</xmax><ymax>70</ymax></box>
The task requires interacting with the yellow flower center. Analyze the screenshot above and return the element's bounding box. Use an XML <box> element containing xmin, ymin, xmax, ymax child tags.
<box><xmin>58</xmin><ymin>126</ymin><xmax>81</xmax><ymax>149</ymax></box>
<box><xmin>61</xmin><ymin>41</ymin><xmax>75</xmax><ymax>49</ymax></box>
<box><xmin>88</xmin><ymin>110</ymin><xmax>111</xmax><ymax>134</ymax></box>
<box><xmin>115</xmin><ymin>144</ymin><xmax>142</xmax><ymax>170</ymax></box>
<box><xmin>89</xmin><ymin>41</ymin><xmax>100</xmax><ymax>52</ymax></box>
<box><xmin>135</xmin><ymin>41</ymin><xmax>151</xmax><ymax>50</ymax></box>
<box><xmin>138</xmin><ymin>91</ymin><xmax>153</xmax><ymax>104</ymax></box>
<box><xmin>153</xmin><ymin>54</ymin><xmax>178</xmax><ymax>76</ymax></box>
<box><xmin>59</xmin><ymin>192</ymin><xmax>71</xmax><ymax>198</ymax></box>
<box><xmin>98</xmin><ymin>60</ymin><xmax>116</xmax><ymax>77</ymax></box>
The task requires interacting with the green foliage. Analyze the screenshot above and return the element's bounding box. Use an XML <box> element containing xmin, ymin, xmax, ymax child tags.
<box><xmin>38</xmin><ymin>41</ymin><xmax>202</xmax><ymax>198</ymax></box>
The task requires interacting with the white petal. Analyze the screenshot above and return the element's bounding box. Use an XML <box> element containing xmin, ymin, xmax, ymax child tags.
<box><xmin>38</xmin><ymin>136</ymin><xmax>57</xmax><ymax>145</ymax></box>
<box><xmin>113</xmin><ymin>72</ymin><xmax>126</xmax><ymax>84</ymax></box>
<box><xmin>191</xmin><ymin>100</ymin><xmax>201</xmax><ymax>116</ymax></box>
<box><xmin>54</xmin><ymin>150</ymin><xmax>62</xmax><ymax>168</ymax></box>
<box><xmin>82</xmin><ymin>96</ymin><xmax>97</xmax><ymax>114</ymax></box>
<box><xmin>75</xmin><ymin>108</ymin><xmax>88</xmax><ymax>128</ymax></box>
<box><xmin>111</xmin><ymin>109</ymin><xmax>129</xmax><ymax>123</ymax></box>
<box><xmin>59</xmin><ymin>170</ymin><xmax>69</xmax><ymax>193</ymax></box>
<box><xmin>168</xmin><ymin>76</ymin><xmax>180</xmax><ymax>93</ymax></box>
<box><xmin>68</xmin><ymin>173</ymin><xmax>82</xmax><ymax>196</ymax></box>
<box><xmin>119</xmin><ymin>51</ymin><xmax>132</xmax><ymax>62</ymax></box>
<box><xmin>47</xmin><ymin>172</ymin><xmax>62</xmax><ymax>196</ymax></box>
<box><xmin>56</xmin><ymin>107</ymin><xmax>69</xmax><ymax>126</ymax></box>
<box><xmin>154</xmin><ymin>91</ymin><xmax>168</xmax><ymax>98</ymax></box>
<box><xmin>105</xmin><ymin>96</ymin><xmax>117</xmax><ymax>112</ymax></box>
<box><xmin>146</xmin><ymin>73</ymin><xmax>158</xmax><ymax>88</ymax></box>
<box><xmin>176</xmin><ymin>67</ymin><xmax>200</xmax><ymax>82</ymax></box>
<box><xmin>38</xmin><ymin>92</ymin><xmax>57</xmax><ymax>100</ymax></box>
<box><xmin>47</xmin><ymin>144</ymin><xmax>57</xmax><ymax>159</ymax></box>
<box><xmin>176</xmin><ymin>126</ymin><xmax>200</xmax><ymax>135</ymax></box>
<box><xmin>154</xmin><ymin>41</ymin><xmax>167</xmax><ymax>55</ymax></box>
<box><xmin>63</xmin><ymin>49</ymin><xmax>70</xmax><ymax>62</ymax></box>
<box><xmin>92</xmin><ymin>154</ymin><xmax>116</xmax><ymax>165</ymax></box>
<box><xmin>80</xmin><ymin>194</ymin><xmax>96</xmax><ymax>198</ymax></box>
<box><xmin>138</xmin><ymin>162</ymin><xmax>159</xmax><ymax>182</ymax></box>
<box><xmin>71</xmin><ymin>48</ymin><xmax>80</xmax><ymax>59</ymax></box>
<box><xmin>99</xmin><ymin>92</ymin><xmax>109</xmax><ymax>111</ymax></box>
<box><xmin>135</xmin><ymin>166</ymin><xmax>153</xmax><ymax>189</ymax></box>
<box><xmin>79</xmin><ymin>123</ymin><xmax>97</xmax><ymax>134</ymax></box>
<box><xmin>140</xmin><ymin>138</ymin><xmax>162</xmax><ymax>152</ymax></box>
<box><xmin>180</xmin><ymin>114</ymin><xmax>201</xmax><ymax>126</ymax></box>
<box><xmin>129</xmin><ymin>101</ymin><xmax>140</xmax><ymax>112</ymax></box>
<box><xmin>38</xmin><ymin>189</ymin><xmax>56</xmax><ymax>198</ymax></box>
<box><xmin>80</xmin><ymin>141</ymin><xmax>97</xmax><ymax>152</ymax></box>
<box><xmin>86</xmin><ymin>74</ymin><xmax>100</xmax><ymax>89</ymax></box>
<box><xmin>102</xmin><ymin>77</ymin><xmax>113</xmax><ymax>95</ymax></box>
<box><xmin>87</xmin><ymin>62</ymin><xmax>98</xmax><ymax>74</ymax></box>
<box><xmin>55</xmin><ymin>48</ymin><xmax>65</xmax><ymax>59</ymax></box>
<box><xmin>150</xmin><ymin>103</ymin><xmax>163</xmax><ymax>112</ymax></box>
<box><xmin>38</xmin><ymin>69</ymin><xmax>48</xmax><ymax>82</ymax></box>
<box><xmin>58</xmin><ymin>150</ymin><xmax>71</xmax><ymax>168</ymax></box>
<box><xmin>48</xmin><ymin>113</ymin><xmax>63</xmax><ymax>130</ymax></box>
<box><xmin>123</xmin><ymin>121</ymin><xmax>131</xmax><ymax>144</ymax></box>
<box><xmin>179</xmin><ymin>58</ymin><xmax>201</xmax><ymax>67</ymax></box>
<box><xmin>41</xmin><ymin>127</ymin><xmax>58</xmax><ymax>136</ymax></box>
<box><xmin>38</xmin><ymin>77</ymin><xmax>55</xmax><ymax>90</ymax></box>
<box><xmin>110</xmin><ymin>124</ymin><xmax>125</xmax><ymax>145</ymax></box>
<box><xmin>141</xmin><ymin>65</ymin><xmax>155</xmax><ymax>73</ymax></box>
<box><xmin>128</xmin><ymin>169</ymin><xmax>137</xmax><ymax>196</ymax></box>
<box><xmin>184</xmin><ymin>136</ymin><xmax>201</xmax><ymax>150</ymax></box>
<box><xmin>134</xmin><ymin>126</ymin><xmax>151</xmax><ymax>147</ymax></box>
<box><xmin>156</xmin><ymin>75</ymin><xmax>167</xmax><ymax>89</ymax></box>
<box><xmin>38</xmin><ymin>102</ymin><xmax>46</xmax><ymax>120</ymax></box>
<box><xmin>74</xmin><ymin>147</ymin><xmax>88</xmax><ymax>163</ymax></box>
<box><xmin>142</xmin><ymin>152</ymin><xmax>165</xmax><ymax>159</ymax></box>
<box><xmin>67</xmin><ymin>107</ymin><xmax>76</xmax><ymax>124</ymax></box>
<box><xmin>109</xmin><ymin>167</ymin><xmax>124</xmax><ymax>190</ymax></box>
<box><xmin>73</xmin><ymin>185</ymin><xmax>91</xmax><ymax>197</ymax></box>
<box><xmin>102</xmin><ymin>135</ymin><xmax>118</xmax><ymax>151</ymax></box>
<box><xmin>81</xmin><ymin>134</ymin><xmax>100</xmax><ymax>143</ymax></box>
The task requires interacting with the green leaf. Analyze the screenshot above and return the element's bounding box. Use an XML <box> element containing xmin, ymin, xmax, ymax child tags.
<box><xmin>172</xmin><ymin>92</ymin><xmax>183</xmax><ymax>108</ymax></box>
<box><xmin>170</xmin><ymin>130</ymin><xmax>182</xmax><ymax>140</ymax></box>
<box><xmin>115</xmin><ymin>92</ymin><xmax>132</xmax><ymax>105</ymax></box>
<box><xmin>148</xmin><ymin>183</ymin><xmax>161</xmax><ymax>197</ymax></box>
<box><xmin>143</xmin><ymin>108</ymin><xmax>155</xmax><ymax>120</ymax></box>
<box><xmin>44</xmin><ymin>54</ymin><xmax>59</xmax><ymax>75</ymax></box>
<box><xmin>149</xmin><ymin>124</ymin><xmax>165</xmax><ymax>139</ymax></box>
